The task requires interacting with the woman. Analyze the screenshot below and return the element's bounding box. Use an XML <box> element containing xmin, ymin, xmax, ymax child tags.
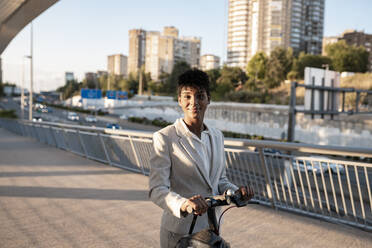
<box><xmin>149</xmin><ymin>69</ymin><xmax>253</xmax><ymax>247</ymax></box>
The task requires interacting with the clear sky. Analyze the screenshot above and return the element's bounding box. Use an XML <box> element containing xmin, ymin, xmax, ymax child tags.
<box><xmin>1</xmin><ymin>0</ymin><xmax>372</xmax><ymax>92</ymax></box>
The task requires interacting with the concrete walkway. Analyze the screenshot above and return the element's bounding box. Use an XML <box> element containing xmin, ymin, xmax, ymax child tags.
<box><xmin>0</xmin><ymin>127</ymin><xmax>371</xmax><ymax>248</ymax></box>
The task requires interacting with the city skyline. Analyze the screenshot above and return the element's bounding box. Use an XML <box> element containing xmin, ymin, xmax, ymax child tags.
<box><xmin>1</xmin><ymin>0</ymin><xmax>372</xmax><ymax>92</ymax></box>
<box><xmin>227</xmin><ymin>0</ymin><xmax>325</xmax><ymax>68</ymax></box>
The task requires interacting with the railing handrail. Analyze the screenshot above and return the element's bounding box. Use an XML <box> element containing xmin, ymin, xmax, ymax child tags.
<box><xmin>20</xmin><ymin>119</ymin><xmax>372</xmax><ymax>159</ymax></box>
<box><xmin>224</xmin><ymin>137</ymin><xmax>372</xmax><ymax>158</ymax></box>
<box><xmin>22</xmin><ymin>120</ymin><xmax>154</xmax><ymax>138</ymax></box>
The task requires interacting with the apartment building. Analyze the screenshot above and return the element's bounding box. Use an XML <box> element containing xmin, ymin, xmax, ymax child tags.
<box><xmin>322</xmin><ymin>36</ymin><xmax>339</xmax><ymax>55</ymax></box>
<box><xmin>323</xmin><ymin>30</ymin><xmax>372</xmax><ymax>71</ymax></box>
<box><xmin>65</xmin><ymin>72</ymin><xmax>74</xmax><ymax>83</ymax></box>
<box><xmin>141</xmin><ymin>26</ymin><xmax>201</xmax><ymax>80</ymax></box>
<box><xmin>200</xmin><ymin>54</ymin><xmax>220</xmax><ymax>71</ymax></box>
<box><xmin>107</xmin><ymin>54</ymin><xmax>127</xmax><ymax>77</ymax></box>
<box><xmin>128</xmin><ymin>29</ymin><xmax>146</xmax><ymax>75</ymax></box>
<box><xmin>227</xmin><ymin>0</ymin><xmax>325</xmax><ymax>68</ymax></box>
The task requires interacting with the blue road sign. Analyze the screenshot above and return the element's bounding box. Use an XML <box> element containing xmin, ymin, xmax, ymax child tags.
<box><xmin>106</xmin><ymin>90</ymin><xmax>116</xmax><ymax>99</ymax></box>
<box><xmin>81</xmin><ymin>89</ymin><xmax>102</xmax><ymax>99</ymax></box>
<box><xmin>117</xmin><ymin>91</ymin><xmax>128</xmax><ymax>100</ymax></box>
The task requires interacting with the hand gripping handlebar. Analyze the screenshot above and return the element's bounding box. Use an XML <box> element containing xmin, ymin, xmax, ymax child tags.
<box><xmin>185</xmin><ymin>189</ymin><xmax>257</xmax><ymax>214</ymax></box>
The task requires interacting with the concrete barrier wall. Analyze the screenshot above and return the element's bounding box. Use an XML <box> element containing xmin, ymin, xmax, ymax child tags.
<box><xmin>110</xmin><ymin>101</ymin><xmax>372</xmax><ymax>148</ymax></box>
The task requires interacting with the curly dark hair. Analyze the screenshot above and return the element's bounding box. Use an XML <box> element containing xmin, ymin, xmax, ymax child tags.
<box><xmin>177</xmin><ymin>69</ymin><xmax>210</xmax><ymax>97</ymax></box>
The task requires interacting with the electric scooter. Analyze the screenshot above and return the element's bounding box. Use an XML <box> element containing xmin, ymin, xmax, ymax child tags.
<box><xmin>176</xmin><ymin>189</ymin><xmax>258</xmax><ymax>248</ymax></box>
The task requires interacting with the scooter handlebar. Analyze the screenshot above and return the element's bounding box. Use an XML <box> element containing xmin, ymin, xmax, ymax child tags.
<box><xmin>185</xmin><ymin>189</ymin><xmax>256</xmax><ymax>214</ymax></box>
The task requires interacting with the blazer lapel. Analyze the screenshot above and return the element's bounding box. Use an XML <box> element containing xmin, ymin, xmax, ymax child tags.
<box><xmin>175</xmin><ymin>119</ymin><xmax>213</xmax><ymax>189</ymax></box>
<box><xmin>208</xmin><ymin>128</ymin><xmax>220</xmax><ymax>186</ymax></box>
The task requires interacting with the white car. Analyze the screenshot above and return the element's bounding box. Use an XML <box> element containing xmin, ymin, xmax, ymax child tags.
<box><xmin>119</xmin><ymin>114</ymin><xmax>128</xmax><ymax>120</ymax></box>
<box><xmin>85</xmin><ymin>115</ymin><xmax>97</xmax><ymax>123</ymax></box>
<box><xmin>292</xmin><ymin>156</ymin><xmax>345</xmax><ymax>175</ymax></box>
<box><xmin>310</xmin><ymin>156</ymin><xmax>346</xmax><ymax>175</ymax></box>
<box><xmin>120</xmin><ymin>114</ymin><xmax>133</xmax><ymax>120</ymax></box>
<box><xmin>292</xmin><ymin>159</ymin><xmax>324</xmax><ymax>175</ymax></box>
<box><xmin>32</xmin><ymin>116</ymin><xmax>43</xmax><ymax>122</ymax></box>
<box><xmin>67</xmin><ymin>112</ymin><xmax>79</xmax><ymax>121</ymax></box>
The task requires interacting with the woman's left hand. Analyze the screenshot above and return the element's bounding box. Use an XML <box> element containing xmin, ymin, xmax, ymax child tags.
<box><xmin>237</xmin><ymin>185</ymin><xmax>254</xmax><ymax>200</ymax></box>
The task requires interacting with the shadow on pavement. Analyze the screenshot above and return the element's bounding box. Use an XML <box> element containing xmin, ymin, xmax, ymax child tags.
<box><xmin>0</xmin><ymin>186</ymin><xmax>148</xmax><ymax>201</ymax></box>
<box><xmin>0</xmin><ymin>169</ymin><xmax>127</xmax><ymax>178</ymax></box>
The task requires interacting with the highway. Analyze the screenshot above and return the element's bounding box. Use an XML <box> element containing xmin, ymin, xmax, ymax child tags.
<box><xmin>0</xmin><ymin>97</ymin><xmax>161</xmax><ymax>132</ymax></box>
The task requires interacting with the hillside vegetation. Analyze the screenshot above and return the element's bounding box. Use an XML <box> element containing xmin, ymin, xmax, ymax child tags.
<box><xmin>341</xmin><ymin>73</ymin><xmax>372</xmax><ymax>89</ymax></box>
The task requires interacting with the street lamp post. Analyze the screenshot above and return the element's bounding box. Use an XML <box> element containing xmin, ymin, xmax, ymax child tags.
<box><xmin>108</xmin><ymin>73</ymin><xmax>111</xmax><ymax>91</ymax></box>
<box><xmin>321</xmin><ymin>64</ymin><xmax>329</xmax><ymax>119</ymax></box>
<box><xmin>23</xmin><ymin>55</ymin><xmax>32</xmax><ymax>120</ymax></box>
<box><xmin>21</xmin><ymin>56</ymin><xmax>26</xmax><ymax>120</ymax></box>
<box><xmin>28</xmin><ymin>22</ymin><xmax>34</xmax><ymax>121</ymax></box>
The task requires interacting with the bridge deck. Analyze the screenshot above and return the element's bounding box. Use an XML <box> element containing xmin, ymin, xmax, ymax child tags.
<box><xmin>0</xmin><ymin>127</ymin><xmax>371</xmax><ymax>248</ymax></box>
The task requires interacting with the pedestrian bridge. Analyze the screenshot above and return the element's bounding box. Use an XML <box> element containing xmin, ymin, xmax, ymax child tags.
<box><xmin>0</xmin><ymin>122</ymin><xmax>371</xmax><ymax>247</ymax></box>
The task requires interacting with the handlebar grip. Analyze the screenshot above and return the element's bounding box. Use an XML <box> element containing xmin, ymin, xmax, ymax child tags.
<box><xmin>185</xmin><ymin>200</ymin><xmax>213</xmax><ymax>215</ymax></box>
<box><xmin>186</xmin><ymin>205</ymin><xmax>193</xmax><ymax>214</ymax></box>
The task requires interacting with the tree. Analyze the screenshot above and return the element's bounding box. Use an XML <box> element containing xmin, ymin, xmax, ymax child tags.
<box><xmin>246</xmin><ymin>52</ymin><xmax>268</xmax><ymax>81</ymax></box>
<box><xmin>205</xmin><ymin>68</ymin><xmax>221</xmax><ymax>92</ymax></box>
<box><xmin>291</xmin><ymin>52</ymin><xmax>333</xmax><ymax>79</ymax></box>
<box><xmin>141</xmin><ymin>72</ymin><xmax>152</xmax><ymax>93</ymax></box>
<box><xmin>151</xmin><ymin>72</ymin><xmax>170</xmax><ymax>94</ymax></box>
<box><xmin>325</xmin><ymin>40</ymin><xmax>369</xmax><ymax>72</ymax></box>
<box><xmin>245</xmin><ymin>52</ymin><xmax>268</xmax><ymax>91</ymax></box>
<box><xmin>98</xmin><ymin>74</ymin><xmax>108</xmax><ymax>90</ymax></box>
<box><xmin>119</xmin><ymin>73</ymin><xmax>138</xmax><ymax>94</ymax></box>
<box><xmin>165</xmin><ymin>61</ymin><xmax>191</xmax><ymax>95</ymax></box>
<box><xmin>212</xmin><ymin>81</ymin><xmax>233</xmax><ymax>101</ymax></box>
<box><xmin>106</xmin><ymin>74</ymin><xmax>121</xmax><ymax>91</ymax></box>
<box><xmin>82</xmin><ymin>77</ymin><xmax>97</xmax><ymax>89</ymax></box>
<box><xmin>217</xmin><ymin>66</ymin><xmax>247</xmax><ymax>88</ymax></box>
<box><xmin>264</xmin><ymin>47</ymin><xmax>293</xmax><ymax>88</ymax></box>
<box><xmin>57</xmin><ymin>79</ymin><xmax>80</xmax><ymax>100</ymax></box>
<box><xmin>211</xmin><ymin>66</ymin><xmax>247</xmax><ymax>100</ymax></box>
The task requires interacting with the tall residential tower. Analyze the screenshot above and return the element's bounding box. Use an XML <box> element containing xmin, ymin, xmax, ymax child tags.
<box><xmin>227</xmin><ymin>0</ymin><xmax>325</xmax><ymax>68</ymax></box>
<box><xmin>136</xmin><ymin>26</ymin><xmax>201</xmax><ymax>81</ymax></box>
<box><xmin>128</xmin><ymin>29</ymin><xmax>146</xmax><ymax>75</ymax></box>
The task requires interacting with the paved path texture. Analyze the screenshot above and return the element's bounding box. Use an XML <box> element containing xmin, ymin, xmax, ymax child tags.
<box><xmin>0</xmin><ymin>127</ymin><xmax>371</xmax><ymax>248</ymax></box>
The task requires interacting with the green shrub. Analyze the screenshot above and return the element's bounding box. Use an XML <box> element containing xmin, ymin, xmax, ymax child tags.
<box><xmin>151</xmin><ymin>118</ymin><xmax>170</xmax><ymax>128</ymax></box>
<box><xmin>128</xmin><ymin>116</ymin><xmax>171</xmax><ymax>128</ymax></box>
<box><xmin>0</xmin><ymin>109</ymin><xmax>17</xmax><ymax>119</ymax></box>
<box><xmin>222</xmin><ymin>130</ymin><xmax>264</xmax><ymax>140</ymax></box>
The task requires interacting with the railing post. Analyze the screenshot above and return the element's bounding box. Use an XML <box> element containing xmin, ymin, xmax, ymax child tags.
<box><xmin>287</xmin><ymin>82</ymin><xmax>297</xmax><ymax>142</ymax></box>
<box><xmin>32</xmin><ymin>124</ymin><xmax>41</xmax><ymax>142</ymax></box>
<box><xmin>49</xmin><ymin>126</ymin><xmax>58</xmax><ymax>148</ymax></box>
<box><xmin>62</xmin><ymin>128</ymin><xmax>71</xmax><ymax>152</ymax></box>
<box><xmin>257</xmin><ymin>147</ymin><xmax>276</xmax><ymax>209</ymax></box>
<box><xmin>77</xmin><ymin>130</ymin><xmax>88</xmax><ymax>158</ymax></box>
<box><xmin>98</xmin><ymin>132</ymin><xmax>111</xmax><ymax>165</ymax></box>
<box><xmin>342</xmin><ymin>91</ymin><xmax>345</xmax><ymax>112</ymax></box>
<box><xmin>128</xmin><ymin>135</ymin><xmax>145</xmax><ymax>175</ymax></box>
<box><xmin>355</xmin><ymin>91</ymin><xmax>360</xmax><ymax>113</ymax></box>
<box><xmin>19</xmin><ymin>121</ymin><xmax>26</xmax><ymax>136</ymax></box>
<box><xmin>320</xmin><ymin>77</ymin><xmax>324</xmax><ymax>119</ymax></box>
<box><xmin>330</xmin><ymin>79</ymin><xmax>335</xmax><ymax>120</ymax></box>
<box><xmin>23</xmin><ymin>123</ymin><xmax>30</xmax><ymax>137</ymax></box>
<box><xmin>311</xmin><ymin>77</ymin><xmax>315</xmax><ymax>119</ymax></box>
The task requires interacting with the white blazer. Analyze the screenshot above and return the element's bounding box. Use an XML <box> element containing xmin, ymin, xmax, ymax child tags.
<box><xmin>148</xmin><ymin>118</ymin><xmax>238</xmax><ymax>234</ymax></box>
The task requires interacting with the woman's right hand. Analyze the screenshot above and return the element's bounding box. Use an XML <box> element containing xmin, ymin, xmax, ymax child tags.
<box><xmin>181</xmin><ymin>195</ymin><xmax>209</xmax><ymax>215</ymax></box>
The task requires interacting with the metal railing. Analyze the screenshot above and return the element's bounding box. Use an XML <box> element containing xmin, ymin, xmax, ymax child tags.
<box><xmin>1</xmin><ymin>118</ymin><xmax>371</xmax><ymax>232</ymax></box>
<box><xmin>287</xmin><ymin>82</ymin><xmax>372</xmax><ymax>142</ymax></box>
